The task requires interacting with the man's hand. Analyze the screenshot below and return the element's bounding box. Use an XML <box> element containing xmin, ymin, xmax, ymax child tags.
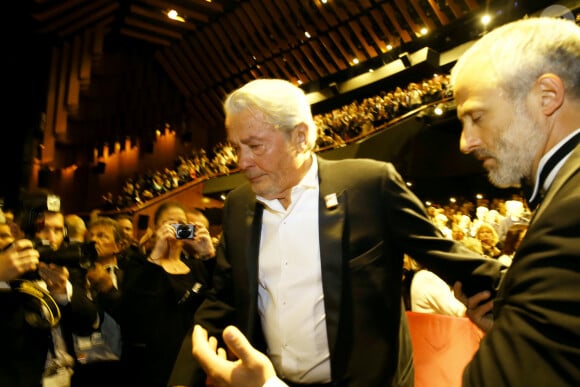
<box><xmin>86</xmin><ymin>262</ymin><xmax>115</xmax><ymax>293</ymax></box>
<box><xmin>38</xmin><ymin>262</ymin><xmax>69</xmax><ymax>296</ymax></box>
<box><xmin>192</xmin><ymin>324</ymin><xmax>278</xmax><ymax>387</ymax></box>
<box><xmin>0</xmin><ymin>239</ymin><xmax>39</xmax><ymax>281</ymax></box>
<box><xmin>453</xmin><ymin>281</ymin><xmax>494</xmax><ymax>333</ymax></box>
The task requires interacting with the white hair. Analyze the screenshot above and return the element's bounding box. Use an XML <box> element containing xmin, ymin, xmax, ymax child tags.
<box><xmin>451</xmin><ymin>17</ymin><xmax>580</xmax><ymax>101</ymax></box>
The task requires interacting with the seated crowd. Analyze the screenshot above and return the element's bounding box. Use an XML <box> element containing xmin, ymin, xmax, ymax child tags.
<box><xmin>100</xmin><ymin>73</ymin><xmax>452</xmax><ymax>212</ymax></box>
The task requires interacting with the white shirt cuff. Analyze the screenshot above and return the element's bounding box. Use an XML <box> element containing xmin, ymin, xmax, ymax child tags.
<box><xmin>263</xmin><ymin>376</ymin><xmax>288</xmax><ymax>387</ymax></box>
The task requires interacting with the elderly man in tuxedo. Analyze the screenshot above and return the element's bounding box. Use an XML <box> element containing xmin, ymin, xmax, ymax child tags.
<box><xmin>169</xmin><ymin>78</ymin><xmax>503</xmax><ymax>387</ymax></box>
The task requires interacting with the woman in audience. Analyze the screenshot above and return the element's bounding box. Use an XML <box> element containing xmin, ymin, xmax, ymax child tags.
<box><xmin>118</xmin><ymin>201</ymin><xmax>215</xmax><ymax>386</ymax></box>
<box><xmin>475</xmin><ymin>222</ymin><xmax>502</xmax><ymax>259</ymax></box>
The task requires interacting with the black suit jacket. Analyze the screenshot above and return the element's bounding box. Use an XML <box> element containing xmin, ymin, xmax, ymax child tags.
<box><xmin>121</xmin><ymin>256</ymin><xmax>214</xmax><ymax>386</ymax></box>
<box><xmin>463</xmin><ymin>143</ymin><xmax>580</xmax><ymax>386</ymax></box>
<box><xmin>0</xmin><ymin>271</ymin><xmax>98</xmax><ymax>387</ymax></box>
<box><xmin>0</xmin><ymin>289</ymin><xmax>52</xmax><ymax>387</ymax></box>
<box><xmin>170</xmin><ymin>157</ymin><xmax>503</xmax><ymax>387</ymax></box>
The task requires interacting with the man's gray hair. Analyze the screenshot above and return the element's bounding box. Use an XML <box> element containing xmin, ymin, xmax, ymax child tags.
<box><xmin>451</xmin><ymin>17</ymin><xmax>580</xmax><ymax>101</ymax></box>
<box><xmin>224</xmin><ymin>79</ymin><xmax>318</xmax><ymax>151</ymax></box>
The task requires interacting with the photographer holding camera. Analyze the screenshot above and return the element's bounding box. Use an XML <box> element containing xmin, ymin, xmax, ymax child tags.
<box><xmin>118</xmin><ymin>201</ymin><xmax>215</xmax><ymax>386</ymax></box>
<box><xmin>0</xmin><ymin>215</ymin><xmax>49</xmax><ymax>387</ymax></box>
<box><xmin>1</xmin><ymin>192</ymin><xmax>100</xmax><ymax>387</ymax></box>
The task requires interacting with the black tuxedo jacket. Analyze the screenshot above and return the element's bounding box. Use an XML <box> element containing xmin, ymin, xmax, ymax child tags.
<box><xmin>170</xmin><ymin>157</ymin><xmax>503</xmax><ymax>387</ymax></box>
<box><xmin>463</xmin><ymin>142</ymin><xmax>580</xmax><ymax>386</ymax></box>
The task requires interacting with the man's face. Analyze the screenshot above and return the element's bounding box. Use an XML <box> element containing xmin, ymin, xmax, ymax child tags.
<box><xmin>35</xmin><ymin>212</ymin><xmax>66</xmax><ymax>250</ymax></box>
<box><xmin>454</xmin><ymin>65</ymin><xmax>547</xmax><ymax>188</ymax></box>
<box><xmin>117</xmin><ymin>218</ymin><xmax>134</xmax><ymax>240</ymax></box>
<box><xmin>226</xmin><ymin>109</ymin><xmax>304</xmax><ymax>201</ymax></box>
<box><xmin>89</xmin><ymin>224</ymin><xmax>119</xmax><ymax>259</ymax></box>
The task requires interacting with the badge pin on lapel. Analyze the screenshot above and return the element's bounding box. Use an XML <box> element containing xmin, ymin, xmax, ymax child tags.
<box><xmin>325</xmin><ymin>193</ymin><xmax>338</xmax><ymax>209</ymax></box>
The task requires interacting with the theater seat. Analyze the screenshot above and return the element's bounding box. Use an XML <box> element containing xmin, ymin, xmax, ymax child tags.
<box><xmin>405</xmin><ymin>311</ymin><xmax>484</xmax><ymax>387</ymax></box>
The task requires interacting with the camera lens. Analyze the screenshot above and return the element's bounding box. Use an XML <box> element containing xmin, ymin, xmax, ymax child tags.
<box><xmin>176</xmin><ymin>224</ymin><xmax>192</xmax><ymax>239</ymax></box>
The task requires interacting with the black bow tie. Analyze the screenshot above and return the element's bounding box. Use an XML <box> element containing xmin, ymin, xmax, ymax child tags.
<box><xmin>525</xmin><ymin>131</ymin><xmax>580</xmax><ymax>209</ymax></box>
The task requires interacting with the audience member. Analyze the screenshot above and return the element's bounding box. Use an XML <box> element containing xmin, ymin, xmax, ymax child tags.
<box><xmin>71</xmin><ymin>216</ymin><xmax>125</xmax><ymax>387</ymax></box>
<box><xmin>474</xmin><ymin>222</ymin><xmax>502</xmax><ymax>258</ymax></box>
<box><xmin>0</xmin><ymin>219</ymin><xmax>50</xmax><ymax>386</ymax></box>
<box><xmin>33</xmin><ymin>206</ymin><xmax>99</xmax><ymax>386</ymax></box>
<box><xmin>169</xmin><ymin>78</ymin><xmax>503</xmax><ymax>387</ymax></box>
<box><xmin>114</xmin><ymin>214</ymin><xmax>144</xmax><ymax>263</ymax></box>
<box><xmin>403</xmin><ymin>255</ymin><xmax>467</xmax><ymax>317</ymax></box>
<box><xmin>119</xmin><ymin>201</ymin><xmax>215</xmax><ymax>387</ymax></box>
<box><xmin>64</xmin><ymin>214</ymin><xmax>87</xmax><ymax>244</ymax></box>
<box><xmin>115</xmin><ymin>214</ymin><xmax>135</xmax><ymax>242</ymax></box>
<box><xmin>450</xmin><ymin>223</ymin><xmax>483</xmax><ymax>255</ymax></box>
<box><xmin>1</xmin><ymin>191</ymin><xmax>100</xmax><ymax>387</ymax></box>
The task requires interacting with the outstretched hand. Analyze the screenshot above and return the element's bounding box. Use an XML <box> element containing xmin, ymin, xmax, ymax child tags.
<box><xmin>192</xmin><ymin>324</ymin><xmax>278</xmax><ymax>387</ymax></box>
<box><xmin>453</xmin><ymin>281</ymin><xmax>494</xmax><ymax>333</ymax></box>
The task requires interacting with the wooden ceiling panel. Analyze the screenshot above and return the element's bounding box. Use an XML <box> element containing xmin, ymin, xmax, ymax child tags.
<box><xmin>424</xmin><ymin>0</ymin><xmax>451</xmax><ymax>25</ymax></box>
<box><xmin>210</xmin><ymin>23</ymin><xmax>247</xmax><ymax>73</ymax></box>
<box><xmin>311</xmin><ymin>0</ymin><xmax>339</xmax><ymax>28</ymax></box>
<box><xmin>28</xmin><ymin>0</ymin><xmax>560</xmax><ymax>154</ymax></box>
<box><xmin>293</xmin><ymin>48</ymin><xmax>319</xmax><ymax>81</ymax></box>
<box><xmin>348</xmin><ymin>19</ymin><xmax>379</xmax><ymax>58</ymax></box>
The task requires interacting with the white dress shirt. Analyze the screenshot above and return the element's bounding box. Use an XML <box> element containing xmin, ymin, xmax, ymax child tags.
<box><xmin>257</xmin><ymin>156</ymin><xmax>331</xmax><ymax>383</ymax></box>
<box><xmin>411</xmin><ymin>269</ymin><xmax>466</xmax><ymax>317</ymax></box>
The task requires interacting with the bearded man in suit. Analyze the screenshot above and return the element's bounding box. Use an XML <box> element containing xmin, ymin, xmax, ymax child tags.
<box><xmin>450</xmin><ymin>16</ymin><xmax>580</xmax><ymax>386</ymax></box>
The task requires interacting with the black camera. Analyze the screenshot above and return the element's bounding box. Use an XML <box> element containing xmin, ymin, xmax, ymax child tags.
<box><xmin>35</xmin><ymin>240</ymin><xmax>98</xmax><ymax>269</ymax></box>
<box><xmin>171</xmin><ymin>223</ymin><xmax>195</xmax><ymax>239</ymax></box>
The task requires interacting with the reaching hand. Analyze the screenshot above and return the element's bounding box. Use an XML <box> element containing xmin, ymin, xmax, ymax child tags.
<box><xmin>38</xmin><ymin>262</ymin><xmax>69</xmax><ymax>295</ymax></box>
<box><xmin>0</xmin><ymin>239</ymin><xmax>39</xmax><ymax>281</ymax></box>
<box><xmin>453</xmin><ymin>281</ymin><xmax>494</xmax><ymax>333</ymax></box>
<box><xmin>192</xmin><ymin>324</ymin><xmax>278</xmax><ymax>387</ymax></box>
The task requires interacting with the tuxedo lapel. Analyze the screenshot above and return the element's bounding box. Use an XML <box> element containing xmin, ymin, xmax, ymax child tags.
<box><xmin>318</xmin><ymin>158</ymin><xmax>347</xmax><ymax>372</ymax></box>
<box><xmin>532</xmin><ymin>143</ymin><xmax>580</xmax><ymax>225</ymax></box>
<box><xmin>241</xmin><ymin>198</ymin><xmax>263</xmax><ymax>337</ymax></box>
<box><xmin>246</xmin><ymin>201</ymin><xmax>263</xmax><ymax>296</ymax></box>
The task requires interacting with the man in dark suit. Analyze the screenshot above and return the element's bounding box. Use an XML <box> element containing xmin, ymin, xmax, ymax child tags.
<box><xmin>0</xmin><ymin>201</ymin><xmax>99</xmax><ymax>387</ymax></box>
<box><xmin>450</xmin><ymin>16</ymin><xmax>580</xmax><ymax>386</ymax></box>
<box><xmin>169</xmin><ymin>78</ymin><xmax>503</xmax><ymax>387</ymax></box>
<box><xmin>0</xmin><ymin>235</ymin><xmax>49</xmax><ymax>387</ymax></box>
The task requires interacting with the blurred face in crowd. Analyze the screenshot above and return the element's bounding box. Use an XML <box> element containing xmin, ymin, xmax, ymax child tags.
<box><xmin>226</xmin><ymin>108</ymin><xmax>309</xmax><ymax>205</ymax></box>
<box><xmin>476</xmin><ymin>224</ymin><xmax>496</xmax><ymax>247</ymax></box>
<box><xmin>157</xmin><ymin>206</ymin><xmax>187</xmax><ymax>229</ymax></box>
<box><xmin>117</xmin><ymin>217</ymin><xmax>135</xmax><ymax>240</ymax></box>
<box><xmin>451</xmin><ymin>225</ymin><xmax>465</xmax><ymax>241</ymax></box>
<box><xmin>35</xmin><ymin>212</ymin><xmax>66</xmax><ymax>250</ymax></box>
<box><xmin>0</xmin><ymin>223</ymin><xmax>15</xmax><ymax>250</ymax></box>
<box><xmin>454</xmin><ymin>61</ymin><xmax>548</xmax><ymax>188</ymax></box>
<box><xmin>89</xmin><ymin>223</ymin><xmax>120</xmax><ymax>260</ymax></box>
<box><xmin>186</xmin><ymin>211</ymin><xmax>209</xmax><ymax>229</ymax></box>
